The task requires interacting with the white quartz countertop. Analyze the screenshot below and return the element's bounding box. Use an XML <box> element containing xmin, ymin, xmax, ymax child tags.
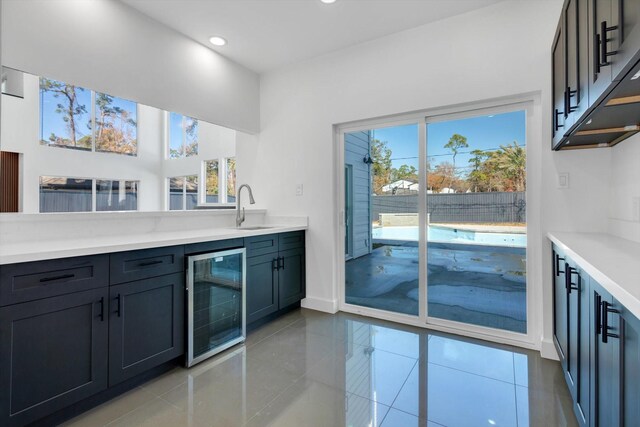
<box><xmin>0</xmin><ymin>224</ymin><xmax>307</xmax><ymax>265</ymax></box>
<box><xmin>548</xmin><ymin>232</ymin><xmax>640</xmax><ymax>319</ymax></box>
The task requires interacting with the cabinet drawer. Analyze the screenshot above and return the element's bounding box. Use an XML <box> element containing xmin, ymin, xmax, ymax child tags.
<box><xmin>110</xmin><ymin>246</ymin><xmax>184</xmax><ymax>285</ymax></box>
<box><xmin>184</xmin><ymin>238</ymin><xmax>244</xmax><ymax>255</ymax></box>
<box><xmin>245</xmin><ymin>234</ymin><xmax>279</xmax><ymax>258</ymax></box>
<box><xmin>278</xmin><ymin>231</ymin><xmax>305</xmax><ymax>251</ymax></box>
<box><xmin>0</xmin><ymin>255</ymin><xmax>109</xmax><ymax>307</ymax></box>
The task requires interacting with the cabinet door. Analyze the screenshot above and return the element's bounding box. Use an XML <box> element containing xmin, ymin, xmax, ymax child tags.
<box><xmin>553</xmin><ymin>248</ymin><xmax>569</xmax><ymax>364</ymax></box>
<box><xmin>0</xmin><ymin>288</ymin><xmax>108</xmax><ymax>427</ymax></box>
<box><xmin>589</xmin><ymin>0</ymin><xmax>614</xmax><ymax>105</ymax></box>
<box><xmin>611</xmin><ymin>0</ymin><xmax>640</xmax><ymax>79</ymax></box>
<box><xmin>553</xmin><ymin>21</ymin><xmax>567</xmax><ymax>147</ymax></box>
<box><xmin>565</xmin><ymin>263</ymin><xmax>590</xmax><ymax>427</ymax></box>
<box><xmin>278</xmin><ymin>247</ymin><xmax>305</xmax><ymax>309</ymax></box>
<box><xmin>620</xmin><ymin>302</ymin><xmax>640</xmax><ymax>426</ymax></box>
<box><xmin>590</xmin><ymin>279</ymin><xmax>621</xmax><ymax>427</ymax></box>
<box><xmin>109</xmin><ymin>273</ymin><xmax>184</xmax><ymax>386</ymax></box>
<box><xmin>565</xmin><ymin>0</ymin><xmax>591</xmax><ymax>126</ymax></box>
<box><xmin>246</xmin><ymin>253</ymin><xmax>279</xmax><ymax>324</ymax></box>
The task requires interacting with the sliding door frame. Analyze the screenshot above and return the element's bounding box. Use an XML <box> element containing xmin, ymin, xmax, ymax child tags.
<box><xmin>335</xmin><ymin>94</ymin><xmax>541</xmax><ymax>350</ymax></box>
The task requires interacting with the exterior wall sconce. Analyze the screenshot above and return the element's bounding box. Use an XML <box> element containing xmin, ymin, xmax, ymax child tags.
<box><xmin>363</xmin><ymin>154</ymin><xmax>374</xmax><ymax>164</ymax></box>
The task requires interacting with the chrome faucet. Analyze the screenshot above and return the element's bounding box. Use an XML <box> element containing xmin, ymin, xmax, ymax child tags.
<box><xmin>236</xmin><ymin>184</ymin><xmax>256</xmax><ymax>227</ymax></box>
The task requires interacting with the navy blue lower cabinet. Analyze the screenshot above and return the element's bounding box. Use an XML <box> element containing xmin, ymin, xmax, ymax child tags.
<box><xmin>619</xmin><ymin>298</ymin><xmax>640</xmax><ymax>426</ymax></box>
<box><xmin>590</xmin><ymin>279</ymin><xmax>621</xmax><ymax>427</ymax></box>
<box><xmin>108</xmin><ymin>273</ymin><xmax>184</xmax><ymax>386</ymax></box>
<box><xmin>565</xmin><ymin>262</ymin><xmax>590</xmax><ymax>427</ymax></box>
<box><xmin>0</xmin><ymin>288</ymin><xmax>109</xmax><ymax>427</ymax></box>
<box><xmin>246</xmin><ymin>253</ymin><xmax>279</xmax><ymax>324</ymax></box>
<box><xmin>553</xmin><ymin>247</ymin><xmax>569</xmax><ymax>366</ymax></box>
<box><xmin>278</xmin><ymin>247</ymin><xmax>305</xmax><ymax>309</ymax></box>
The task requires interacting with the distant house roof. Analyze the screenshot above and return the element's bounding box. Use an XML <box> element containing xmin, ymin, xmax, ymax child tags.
<box><xmin>439</xmin><ymin>187</ymin><xmax>456</xmax><ymax>194</ymax></box>
<box><xmin>382</xmin><ymin>180</ymin><xmax>416</xmax><ymax>192</ymax></box>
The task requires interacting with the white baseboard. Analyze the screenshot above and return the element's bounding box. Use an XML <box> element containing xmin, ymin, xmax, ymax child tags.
<box><xmin>540</xmin><ymin>338</ymin><xmax>560</xmax><ymax>360</ymax></box>
<box><xmin>301</xmin><ymin>296</ymin><xmax>338</xmax><ymax>314</ymax></box>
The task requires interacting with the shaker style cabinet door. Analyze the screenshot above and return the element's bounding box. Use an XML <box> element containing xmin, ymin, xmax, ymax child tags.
<box><xmin>108</xmin><ymin>273</ymin><xmax>184</xmax><ymax>386</ymax></box>
<box><xmin>553</xmin><ymin>21</ymin><xmax>568</xmax><ymax>147</ymax></box>
<box><xmin>611</xmin><ymin>0</ymin><xmax>640</xmax><ymax>79</ymax></box>
<box><xmin>553</xmin><ymin>247</ymin><xmax>569</xmax><ymax>364</ymax></box>
<box><xmin>246</xmin><ymin>253</ymin><xmax>279</xmax><ymax>324</ymax></box>
<box><xmin>0</xmin><ymin>288</ymin><xmax>109</xmax><ymax>427</ymax></box>
<box><xmin>278</xmin><ymin>247</ymin><xmax>306</xmax><ymax>309</ymax></box>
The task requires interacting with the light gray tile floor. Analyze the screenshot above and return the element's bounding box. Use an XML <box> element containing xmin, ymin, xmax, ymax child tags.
<box><xmin>64</xmin><ymin>309</ymin><xmax>576</xmax><ymax>427</ymax></box>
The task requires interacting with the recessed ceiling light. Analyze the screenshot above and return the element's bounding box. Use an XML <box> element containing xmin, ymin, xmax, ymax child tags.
<box><xmin>320</xmin><ymin>0</ymin><xmax>337</xmax><ymax>3</ymax></box>
<box><xmin>209</xmin><ymin>36</ymin><xmax>227</xmax><ymax>46</ymax></box>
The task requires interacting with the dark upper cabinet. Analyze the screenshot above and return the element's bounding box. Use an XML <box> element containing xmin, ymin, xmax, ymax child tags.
<box><xmin>589</xmin><ymin>0</ymin><xmax>615</xmax><ymax>106</ymax></box>
<box><xmin>553</xmin><ymin>0</ymin><xmax>640</xmax><ymax>150</ymax></box>
<box><xmin>553</xmin><ymin>21</ymin><xmax>568</xmax><ymax>146</ymax></box>
<box><xmin>566</xmin><ymin>0</ymin><xmax>591</xmax><ymax>125</ymax></box>
<box><xmin>611</xmin><ymin>0</ymin><xmax>640</xmax><ymax>79</ymax></box>
<box><xmin>108</xmin><ymin>273</ymin><xmax>184</xmax><ymax>386</ymax></box>
<box><xmin>0</xmin><ymin>288</ymin><xmax>109</xmax><ymax>427</ymax></box>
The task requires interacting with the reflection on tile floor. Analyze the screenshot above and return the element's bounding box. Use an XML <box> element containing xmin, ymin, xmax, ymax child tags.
<box><xmin>64</xmin><ymin>309</ymin><xmax>576</xmax><ymax>427</ymax></box>
<box><xmin>345</xmin><ymin>243</ymin><xmax>527</xmax><ymax>333</ymax></box>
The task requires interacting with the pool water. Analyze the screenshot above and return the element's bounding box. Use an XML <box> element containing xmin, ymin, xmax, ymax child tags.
<box><xmin>371</xmin><ymin>225</ymin><xmax>526</xmax><ymax>247</ymax></box>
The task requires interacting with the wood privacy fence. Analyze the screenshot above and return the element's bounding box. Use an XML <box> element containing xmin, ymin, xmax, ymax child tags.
<box><xmin>372</xmin><ymin>192</ymin><xmax>526</xmax><ymax>223</ymax></box>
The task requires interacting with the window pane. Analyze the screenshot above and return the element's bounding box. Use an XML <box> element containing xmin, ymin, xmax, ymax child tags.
<box><xmin>186</xmin><ymin>175</ymin><xmax>198</xmax><ymax>209</ymax></box>
<box><xmin>96</xmin><ymin>180</ymin><xmax>138</xmax><ymax>211</ymax></box>
<box><xmin>168</xmin><ymin>177</ymin><xmax>184</xmax><ymax>210</ymax></box>
<box><xmin>39</xmin><ymin>78</ymin><xmax>91</xmax><ymax>150</ymax></box>
<box><xmin>169</xmin><ymin>113</ymin><xmax>184</xmax><ymax>159</ymax></box>
<box><xmin>95</xmin><ymin>93</ymin><xmax>137</xmax><ymax>155</ymax></box>
<box><xmin>185</xmin><ymin>117</ymin><xmax>199</xmax><ymax>157</ymax></box>
<box><xmin>39</xmin><ymin>176</ymin><xmax>92</xmax><ymax>212</ymax></box>
<box><xmin>226</xmin><ymin>158</ymin><xmax>236</xmax><ymax>202</ymax></box>
<box><xmin>205</xmin><ymin>160</ymin><xmax>219</xmax><ymax>203</ymax></box>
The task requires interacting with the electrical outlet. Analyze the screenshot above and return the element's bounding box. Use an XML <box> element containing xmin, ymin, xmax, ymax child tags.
<box><xmin>633</xmin><ymin>197</ymin><xmax>640</xmax><ymax>222</ymax></box>
<box><xmin>296</xmin><ymin>184</ymin><xmax>303</xmax><ymax>196</ymax></box>
<box><xmin>557</xmin><ymin>173</ymin><xmax>569</xmax><ymax>189</ymax></box>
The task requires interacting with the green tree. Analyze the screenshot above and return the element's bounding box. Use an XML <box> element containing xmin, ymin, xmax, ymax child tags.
<box><xmin>493</xmin><ymin>142</ymin><xmax>526</xmax><ymax>191</ymax></box>
<box><xmin>40</xmin><ymin>78</ymin><xmax>88</xmax><ymax>148</ymax></box>
<box><xmin>444</xmin><ymin>133</ymin><xmax>468</xmax><ymax>189</ymax></box>
<box><xmin>468</xmin><ymin>149</ymin><xmax>488</xmax><ymax>192</ymax></box>
<box><xmin>370</xmin><ymin>138</ymin><xmax>392</xmax><ymax>194</ymax></box>
<box><xmin>392</xmin><ymin>164</ymin><xmax>418</xmax><ymax>182</ymax></box>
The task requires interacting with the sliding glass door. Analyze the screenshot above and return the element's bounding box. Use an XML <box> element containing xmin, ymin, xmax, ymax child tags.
<box><xmin>341</xmin><ymin>104</ymin><xmax>529</xmax><ymax>340</ymax></box>
<box><xmin>344</xmin><ymin>125</ymin><xmax>419</xmax><ymax>317</ymax></box>
<box><xmin>426</xmin><ymin>111</ymin><xmax>527</xmax><ymax>334</ymax></box>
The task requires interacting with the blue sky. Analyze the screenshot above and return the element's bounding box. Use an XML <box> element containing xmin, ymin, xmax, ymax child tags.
<box><xmin>371</xmin><ymin>110</ymin><xmax>526</xmax><ymax>176</ymax></box>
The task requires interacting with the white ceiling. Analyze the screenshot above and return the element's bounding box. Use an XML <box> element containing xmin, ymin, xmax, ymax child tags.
<box><xmin>121</xmin><ymin>0</ymin><xmax>503</xmax><ymax>73</ymax></box>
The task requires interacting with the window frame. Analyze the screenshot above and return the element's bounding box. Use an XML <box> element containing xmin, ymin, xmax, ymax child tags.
<box><xmin>166</xmin><ymin>112</ymin><xmax>199</xmax><ymax>159</ymax></box>
<box><xmin>39</xmin><ymin>77</ymin><xmax>139</xmax><ymax>156</ymax></box>
<box><xmin>198</xmin><ymin>157</ymin><xmax>236</xmax><ymax>207</ymax></box>
<box><xmin>167</xmin><ymin>175</ymin><xmax>198</xmax><ymax>211</ymax></box>
<box><xmin>39</xmin><ymin>175</ymin><xmax>140</xmax><ymax>213</ymax></box>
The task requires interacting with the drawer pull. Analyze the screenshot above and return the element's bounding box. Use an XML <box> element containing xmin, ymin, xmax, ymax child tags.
<box><xmin>138</xmin><ymin>260</ymin><xmax>163</xmax><ymax>267</ymax></box>
<box><xmin>39</xmin><ymin>273</ymin><xmax>75</xmax><ymax>283</ymax></box>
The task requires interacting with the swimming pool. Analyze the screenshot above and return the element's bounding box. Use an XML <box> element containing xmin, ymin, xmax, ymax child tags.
<box><xmin>371</xmin><ymin>225</ymin><xmax>526</xmax><ymax>247</ymax></box>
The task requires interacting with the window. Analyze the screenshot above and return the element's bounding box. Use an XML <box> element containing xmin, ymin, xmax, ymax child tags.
<box><xmin>39</xmin><ymin>176</ymin><xmax>92</xmax><ymax>212</ymax></box>
<box><xmin>96</xmin><ymin>180</ymin><xmax>138</xmax><ymax>211</ymax></box>
<box><xmin>226</xmin><ymin>157</ymin><xmax>236</xmax><ymax>202</ymax></box>
<box><xmin>168</xmin><ymin>175</ymin><xmax>198</xmax><ymax>210</ymax></box>
<box><xmin>40</xmin><ymin>79</ymin><xmax>92</xmax><ymax>150</ymax></box>
<box><xmin>168</xmin><ymin>113</ymin><xmax>198</xmax><ymax>158</ymax></box>
<box><xmin>39</xmin><ymin>176</ymin><xmax>139</xmax><ymax>213</ymax></box>
<box><xmin>204</xmin><ymin>160</ymin><xmax>219</xmax><ymax>203</ymax></box>
<box><xmin>95</xmin><ymin>93</ymin><xmax>137</xmax><ymax>155</ymax></box>
<box><xmin>39</xmin><ymin>77</ymin><xmax>138</xmax><ymax>155</ymax></box>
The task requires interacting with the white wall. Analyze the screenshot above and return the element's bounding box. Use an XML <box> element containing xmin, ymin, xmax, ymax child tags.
<box><xmin>250</xmin><ymin>0</ymin><xmax>612</xmax><ymax>354</ymax></box>
<box><xmin>1</xmin><ymin>73</ymin><xmax>237</xmax><ymax>213</ymax></box>
<box><xmin>1</xmin><ymin>0</ymin><xmax>259</xmax><ymax>134</ymax></box>
<box><xmin>608</xmin><ymin>133</ymin><xmax>640</xmax><ymax>241</ymax></box>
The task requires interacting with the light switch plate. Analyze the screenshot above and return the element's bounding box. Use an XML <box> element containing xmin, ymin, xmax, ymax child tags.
<box><xmin>557</xmin><ymin>173</ymin><xmax>569</xmax><ymax>189</ymax></box>
<box><xmin>296</xmin><ymin>184</ymin><xmax>303</xmax><ymax>196</ymax></box>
